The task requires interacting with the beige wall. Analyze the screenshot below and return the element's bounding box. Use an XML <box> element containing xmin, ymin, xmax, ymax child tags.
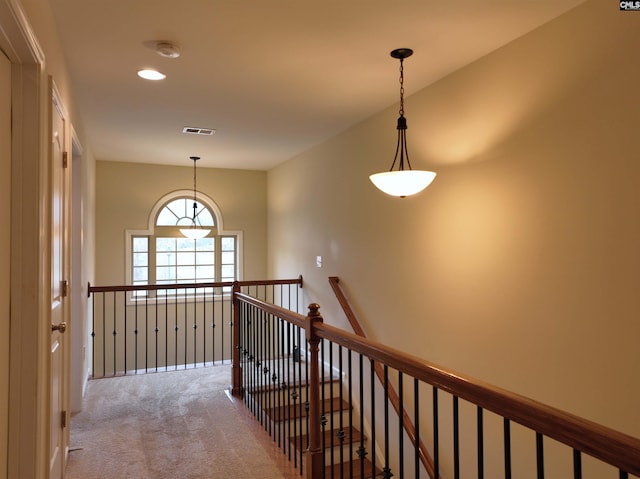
<box><xmin>268</xmin><ymin>0</ymin><xmax>640</xmax><ymax>443</ymax></box>
<box><xmin>95</xmin><ymin>161</ymin><xmax>267</xmax><ymax>286</ymax></box>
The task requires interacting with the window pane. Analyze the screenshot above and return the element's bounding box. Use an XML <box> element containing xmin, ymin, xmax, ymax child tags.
<box><xmin>196</xmin><ymin>237</ymin><xmax>214</xmax><ymax>249</ymax></box>
<box><xmin>196</xmin><ymin>252</ymin><xmax>214</xmax><ymax>265</ymax></box>
<box><xmin>221</xmin><ymin>237</ymin><xmax>235</xmax><ymax>251</ymax></box>
<box><xmin>221</xmin><ymin>251</ymin><xmax>234</xmax><ymax>264</ymax></box>
<box><xmin>156</xmin><ymin>252</ymin><xmax>175</xmax><ymax>266</ymax></box>
<box><xmin>194</xmin><ymin>205</ymin><xmax>214</xmax><ymax>227</ymax></box>
<box><xmin>133</xmin><ymin>237</ymin><xmax>148</xmax><ymax>252</ymax></box>
<box><xmin>177</xmin><ymin>251</ymin><xmax>195</xmax><ymax>265</ymax></box>
<box><xmin>157</xmin><ymin>266</ymin><xmax>175</xmax><ymax>281</ymax></box>
<box><xmin>133</xmin><ymin>252</ymin><xmax>148</xmax><ymax>267</ymax></box>
<box><xmin>177</xmin><ymin>238</ymin><xmax>196</xmax><ymax>251</ymax></box>
<box><xmin>133</xmin><ymin>267</ymin><xmax>148</xmax><ymax>282</ymax></box>
<box><xmin>195</xmin><ymin>265</ymin><xmax>214</xmax><ymax>278</ymax></box>
<box><xmin>156</xmin><ymin>207</ymin><xmax>179</xmax><ymax>226</ymax></box>
<box><xmin>156</xmin><ymin>237</ymin><xmax>175</xmax><ymax>252</ymax></box>
<box><xmin>177</xmin><ymin>266</ymin><xmax>195</xmax><ymax>280</ymax></box>
<box><xmin>221</xmin><ymin>265</ymin><xmax>235</xmax><ymax>279</ymax></box>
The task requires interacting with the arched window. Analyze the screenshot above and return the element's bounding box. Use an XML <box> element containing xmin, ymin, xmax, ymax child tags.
<box><xmin>126</xmin><ymin>191</ymin><xmax>242</xmax><ymax>298</ymax></box>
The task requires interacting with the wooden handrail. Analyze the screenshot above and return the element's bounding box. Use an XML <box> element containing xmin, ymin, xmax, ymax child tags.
<box><xmin>329</xmin><ymin>276</ymin><xmax>439</xmax><ymax>479</ymax></box>
<box><xmin>88</xmin><ymin>276</ymin><xmax>303</xmax><ymax>297</ymax></box>
<box><xmin>234</xmin><ymin>292</ymin><xmax>307</xmax><ymax>330</ymax></box>
<box><xmin>315</xmin><ymin>321</ymin><xmax>640</xmax><ymax>476</ymax></box>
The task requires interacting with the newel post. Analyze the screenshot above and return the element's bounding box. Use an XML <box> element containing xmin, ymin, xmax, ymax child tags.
<box><xmin>305</xmin><ymin>303</ymin><xmax>324</xmax><ymax>479</ymax></box>
<box><xmin>231</xmin><ymin>281</ymin><xmax>243</xmax><ymax>397</ymax></box>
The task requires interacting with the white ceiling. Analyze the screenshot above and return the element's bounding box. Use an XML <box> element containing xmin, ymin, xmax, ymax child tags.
<box><xmin>50</xmin><ymin>0</ymin><xmax>585</xmax><ymax>170</ymax></box>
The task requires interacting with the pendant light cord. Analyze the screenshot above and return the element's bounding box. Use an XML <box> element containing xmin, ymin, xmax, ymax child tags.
<box><xmin>190</xmin><ymin>156</ymin><xmax>200</xmax><ymax>223</ymax></box>
<box><xmin>390</xmin><ymin>57</ymin><xmax>411</xmax><ymax>172</ymax></box>
<box><xmin>399</xmin><ymin>58</ymin><xmax>405</xmax><ymax>118</ymax></box>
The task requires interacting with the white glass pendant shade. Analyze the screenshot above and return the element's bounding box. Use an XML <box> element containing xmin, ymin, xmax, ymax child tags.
<box><xmin>180</xmin><ymin>225</ymin><xmax>210</xmax><ymax>240</ymax></box>
<box><xmin>369</xmin><ymin>170</ymin><xmax>436</xmax><ymax>197</ymax></box>
<box><xmin>371</xmin><ymin>48</ymin><xmax>437</xmax><ymax>198</ymax></box>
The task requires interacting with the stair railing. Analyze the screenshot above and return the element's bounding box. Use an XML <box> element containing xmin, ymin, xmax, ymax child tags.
<box><xmin>88</xmin><ymin>276</ymin><xmax>302</xmax><ymax>378</ymax></box>
<box><xmin>329</xmin><ymin>276</ymin><xmax>438</xmax><ymax>479</ymax></box>
<box><xmin>232</xmin><ymin>294</ymin><xmax>640</xmax><ymax>479</ymax></box>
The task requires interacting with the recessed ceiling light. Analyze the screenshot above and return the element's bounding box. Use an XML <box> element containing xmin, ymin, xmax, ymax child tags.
<box><xmin>137</xmin><ymin>69</ymin><xmax>166</xmax><ymax>81</ymax></box>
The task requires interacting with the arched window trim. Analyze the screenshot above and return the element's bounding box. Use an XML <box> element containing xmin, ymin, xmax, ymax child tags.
<box><xmin>125</xmin><ymin>190</ymin><xmax>244</xmax><ymax>298</ymax></box>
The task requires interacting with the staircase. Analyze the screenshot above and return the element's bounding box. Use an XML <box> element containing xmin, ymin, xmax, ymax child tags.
<box><xmin>244</xmin><ymin>356</ymin><xmax>382</xmax><ymax>478</ymax></box>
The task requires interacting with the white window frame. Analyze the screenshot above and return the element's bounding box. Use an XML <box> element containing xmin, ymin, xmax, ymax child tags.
<box><xmin>125</xmin><ymin>190</ymin><xmax>243</xmax><ymax>302</ymax></box>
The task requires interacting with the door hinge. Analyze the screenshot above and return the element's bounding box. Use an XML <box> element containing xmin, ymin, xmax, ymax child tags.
<box><xmin>61</xmin><ymin>410</ymin><xmax>67</xmax><ymax>428</ymax></box>
<box><xmin>61</xmin><ymin>280</ymin><xmax>68</xmax><ymax>297</ymax></box>
<box><xmin>63</xmin><ymin>151</ymin><xmax>68</xmax><ymax>168</ymax></box>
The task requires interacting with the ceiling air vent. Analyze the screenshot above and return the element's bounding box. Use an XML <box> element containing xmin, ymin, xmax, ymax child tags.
<box><xmin>182</xmin><ymin>127</ymin><xmax>216</xmax><ymax>136</ymax></box>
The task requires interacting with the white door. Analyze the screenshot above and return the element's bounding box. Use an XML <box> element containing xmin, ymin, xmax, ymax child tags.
<box><xmin>50</xmin><ymin>87</ymin><xmax>69</xmax><ymax>479</ymax></box>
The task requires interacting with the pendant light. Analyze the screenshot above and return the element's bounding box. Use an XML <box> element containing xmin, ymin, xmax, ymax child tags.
<box><xmin>180</xmin><ymin>156</ymin><xmax>211</xmax><ymax>239</ymax></box>
<box><xmin>369</xmin><ymin>48</ymin><xmax>436</xmax><ymax>198</ymax></box>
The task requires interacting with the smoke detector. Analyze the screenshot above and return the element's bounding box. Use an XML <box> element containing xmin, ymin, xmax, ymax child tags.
<box><xmin>155</xmin><ymin>41</ymin><xmax>180</xmax><ymax>59</ymax></box>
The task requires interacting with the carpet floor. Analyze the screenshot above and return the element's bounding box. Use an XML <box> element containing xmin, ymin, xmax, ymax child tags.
<box><xmin>65</xmin><ymin>366</ymin><xmax>293</xmax><ymax>479</ymax></box>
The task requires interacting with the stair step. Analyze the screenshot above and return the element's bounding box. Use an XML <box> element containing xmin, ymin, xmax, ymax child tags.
<box><xmin>265</xmin><ymin>397</ymin><xmax>349</xmax><ymax>421</ymax></box>
<box><xmin>291</xmin><ymin>427</ymin><xmax>364</xmax><ymax>448</ymax></box>
<box><xmin>246</xmin><ymin>376</ymin><xmax>339</xmax><ymax>396</ymax></box>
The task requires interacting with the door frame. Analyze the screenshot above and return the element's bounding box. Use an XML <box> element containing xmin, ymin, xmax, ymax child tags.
<box><xmin>0</xmin><ymin>0</ymin><xmax>49</xmax><ymax>477</ymax></box>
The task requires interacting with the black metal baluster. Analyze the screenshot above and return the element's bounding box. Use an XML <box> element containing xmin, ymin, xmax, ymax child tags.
<box><xmin>184</xmin><ymin>287</ymin><xmax>188</xmax><ymax>368</ymax></box>
<box><xmin>164</xmin><ymin>292</ymin><xmax>168</xmax><ymax>372</ymax></box>
<box><xmin>259</xmin><ymin>308</ymin><xmax>266</xmax><ymax>428</ymax></box>
<box><xmin>211</xmin><ymin>288</ymin><xmax>219</xmax><ymax>365</ymax></box>
<box><xmin>414</xmin><ymin>378</ymin><xmax>420</xmax><ymax>479</ymax></box>
<box><xmin>276</xmin><ymin>316</ymin><xmax>283</xmax><ymax>449</ymax></box>
<box><xmin>348</xmin><ymin>348</ymin><xmax>354</xmax><ymax>479</ymax></box>
<box><xmin>504</xmin><ymin>418</ymin><xmax>512</xmax><ymax>479</ymax></box>
<box><xmin>298</xmin><ymin>325</ymin><xmax>304</xmax><ymax>476</ymax></box>
<box><xmin>271</xmin><ymin>312</ymin><xmax>277</xmax><ymax>440</ymax></box>
<box><xmin>144</xmin><ymin>292</ymin><xmax>149</xmax><ymax>373</ymax></box>
<box><xmin>287</xmin><ymin>320</ymin><xmax>293</xmax><ymax>462</ymax></box>
<box><xmin>536</xmin><ymin>432</ymin><xmax>544</xmax><ymax>479</ymax></box>
<box><xmin>291</xmin><ymin>323</ymin><xmax>298</xmax><ymax>468</ymax></box>
<box><xmin>252</xmin><ymin>304</ymin><xmax>259</xmax><ymax>419</ymax></box>
<box><xmin>320</xmin><ymin>337</ymin><xmax>326</xmax><ymax>468</ymax></box>
<box><xmin>123</xmin><ymin>291</ymin><xmax>127</xmax><ymax>373</ymax></box>
<box><xmin>398</xmin><ymin>371</ymin><xmax>404</xmax><ymax>478</ymax></box>
<box><xmin>573</xmin><ymin>449</ymin><xmax>581</xmax><ymax>479</ymax></box>
<box><xmin>102</xmin><ymin>293</ymin><xmax>107</xmax><ymax>377</ymax></box>
<box><xmin>154</xmin><ymin>293</ymin><xmax>160</xmax><ymax>372</ymax></box>
<box><xmin>202</xmin><ymin>287</ymin><xmax>206</xmax><ymax>366</ymax></box>
<box><xmin>370</xmin><ymin>359</ymin><xmax>376</xmax><ymax>478</ymax></box>
<box><xmin>478</xmin><ymin>406</ymin><xmax>484</xmax><ymax>479</ymax></box>
<box><xmin>265</xmin><ymin>312</ymin><xmax>272</xmax><ymax>438</ymax></box>
<box><xmin>134</xmin><ymin>292</ymin><xmax>138</xmax><ymax>373</ymax></box>
<box><xmin>338</xmin><ymin>345</ymin><xmax>344</xmax><ymax>478</ymax></box>
<box><xmin>358</xmin><ymin>354</ymin><xmax>366</xmax><ymax>479</ymax></box>
<box><xmin>330</xmin><ymin>341</ymin><xmax>335</xmax><ymax>479</ymax></box>
<box><xmin>433</xmin><ymin>386</ymin><xmax>439</xmax><ymax>479</ymax></box>
<box><xmin>193</xmin><ymin>288</ymin><xmax>199</xmax><ymax>367</ymax></box>
<box><xmin>112</xmin><ymin>292</ymin><xmax>116</xmax><ymax>376</ymax></box>
<box><xmin>453</xmin><ymin>396</ymin><xmax>459</xmax><ymax>479</ymax></box>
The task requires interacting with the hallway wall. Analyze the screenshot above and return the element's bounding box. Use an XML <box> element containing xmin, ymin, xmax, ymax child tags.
<box><xmin>94</xmin><ymin>160</ymin><xmax>268</xmax><ymax>286</ymax></box>
<box><xmin>268</xmin><ymin>0</ymin><xmax>640</xmax><ymax>445</ymax></box>
<box><xmin>1</xmin><ymin>0</ymin><xmax>96</xmax><ymax>475</ymax></box>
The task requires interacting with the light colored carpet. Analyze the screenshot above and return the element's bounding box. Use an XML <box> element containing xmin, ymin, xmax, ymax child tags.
<box><xmin>65</xmin><ymin>366</ymin><xmax>287</xmax><ymax>479</ymax></box>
